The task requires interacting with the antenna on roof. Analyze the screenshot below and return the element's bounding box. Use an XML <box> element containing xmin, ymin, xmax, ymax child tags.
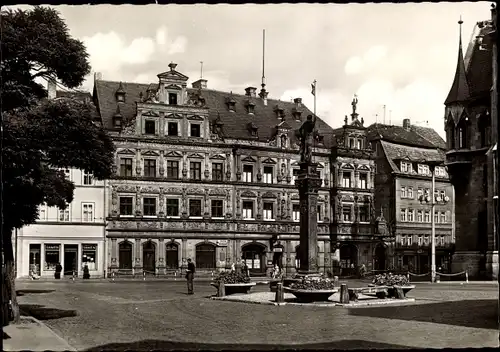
<box><xmin>200</xmin><ymin>61</ymin><xmax>204</xmax><ymax>79</ymax></box>
<box><xmin>261</xmin><ymin>29</ymin><xmax>266</xmax><ymax>88</ymax></box>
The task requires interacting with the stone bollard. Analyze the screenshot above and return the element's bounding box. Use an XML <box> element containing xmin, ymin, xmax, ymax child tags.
<box><xmin>217</xmin><ymin>281</ymin><xmax>225</xmax><ymax>297</ymax></box>
<box><xmin>275</xmin><ymin>282</ymin><xmax>284</xmax><ymax>303</ymax></box>
<box><xmin>340</xmin><ymin>284</ymin><xmax>349</xmax><ymax>304</ymax></box>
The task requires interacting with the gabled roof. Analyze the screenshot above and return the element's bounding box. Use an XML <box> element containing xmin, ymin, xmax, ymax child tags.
<box><xmin>380</xmin><ymin>140</ymin><xmax>445</xmax><ymax>173</ymax></box>
<box><xmin>93</xmin><ymin>79</ymin><xmax>335</xmax><ymax>147</ymax></box>
<box><xmin>366</xmin><ymin>123</ymin><xmax>439</xmax><ymax>149</ymax></box>
<box><xmin>410</xmin><ymin>125</ymin><xmax>447</xmax><ymax>150</ymax></box>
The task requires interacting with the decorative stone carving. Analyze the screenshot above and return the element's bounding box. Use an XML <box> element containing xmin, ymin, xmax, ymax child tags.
<box><xmin>187</xmin><ymin>188</ymin><xmax>204</xmax><ymax>195</ymax></box>
<box><xmin>262</xmin><ymin>191</ymin><xmax>276</xmax><ymax>199</ymax></box>
<box><xmin>141</xmin><ymin>186</ymin><xmax>159</xmax><ymax>194</ymax></box>
<box><xmin>240</xmin><ymin>191</ymin><xmax>256</xmax><ymax>198</ymax></box>
<box><xmin>209</xmin><ymin>189</ymin><xmax>226</xmax><ymax>196</ymax></box>
<box><xmin>165</xmin><ymin>188</ymin><xmax>182</xmax><ymax>194</ymax></box>
<box><xmin>115</xmin><ymin>185</ymin><xmax>136</xmax><ymax>193</ymax></box>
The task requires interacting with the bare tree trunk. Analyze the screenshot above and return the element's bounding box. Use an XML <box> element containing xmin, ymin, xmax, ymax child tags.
<box><xmin>4</xmin><ymin>229</ymin><xmax>20</xmax><ymax>324</ymax></box>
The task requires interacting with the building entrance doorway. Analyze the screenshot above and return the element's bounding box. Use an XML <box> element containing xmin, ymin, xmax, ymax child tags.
<box><xmin>374</xmin><ymin>244</ymin><xmax>386</xmax><ymax>271</ymax></box>
<box><xmin>165</xmin><ymin>243</ymin><xmax>179</xmax><ymax>269</ymax></box>
<box><xmin>29</xmin><ymin>244</ymin><xmax>41</xmax><ymax>276</ymax></box>
<box><xmin>242</xmin><ymin>243</ymin><xmax>266</xmax><ymax>275</ymax></box>
<box><xmin>143</xmin><ymin>241</ymin><xmax>156</xmax><ymax>273</ymax></box>
<box><xmin>119</xmin><ymin>241</ymin><xmax>133</xmax><ymax>270</ymax></box>
<box><xmin>196</xmin><ymin>243</ymin><xmax>216</xmax><ymax>269</ymax></box>
<box><xmin>64</xmin><ymin>244</ymin><xmax>78</xmax><ymax>277</ymax></box>
<box><xmin>340</xmin><ymin>244</ymin><xmax>358</xmax><ymax>276</ymax></box>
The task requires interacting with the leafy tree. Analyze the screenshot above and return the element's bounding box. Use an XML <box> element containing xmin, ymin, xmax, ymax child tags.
<box><xmin>1</xmin><ymin>6</ymin><xmax>115</xmax><ymax>324</ymax></box>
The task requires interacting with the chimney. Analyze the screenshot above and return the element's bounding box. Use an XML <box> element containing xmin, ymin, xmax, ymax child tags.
<box><xmin>403</xmin><ymin>118</ymin><xmax>411</xmax><ymax>131</ymax></box>
<box><xmin>47</xmin><ymin>77</ymin><xmax>57</xmax><ymax>100</ymax></box>
<box><xmin>94</xmin><ymin>72</ymin><xmax>102</xmax><ymax>81</ymax></box>
<box><xmin>258</xmin><ymin>88</ymin><xmax>268</xmax><ymax>105</ymax></box>
<box><xmin>192</xmin><ymin>79</ymin><xmax>207</xmax><ymax>89</ymax></box>
<box><xmin>245</xmin><ymin>87</ymin><xmax>257</xmax><ymax>98</ymax></box>
<box><xmin>294</xmin><ymin>98</ymin><xmax>302</xmax><ymax>107</ymax></box>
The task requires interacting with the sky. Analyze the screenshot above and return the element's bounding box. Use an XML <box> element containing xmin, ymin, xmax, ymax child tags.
<box><xmin>10</xmin><ymin>2</ymin><xmax>493</xmax><ymax>138</ymax></box>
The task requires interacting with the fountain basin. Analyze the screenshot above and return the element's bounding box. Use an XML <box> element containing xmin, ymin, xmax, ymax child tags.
<box><xmin>211</xmin><ymin>282</ymin><xmax>256</xmax><ymax>296</ymax></box>
<box><xmin>283</xmin><ymin>287</ymin><xmax>338</xmax><ymax>303</ymax></box>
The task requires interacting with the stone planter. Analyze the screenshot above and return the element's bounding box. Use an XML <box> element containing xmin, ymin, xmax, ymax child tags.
<box><xmin>270</xmin><ymin>278</ymin><xmax>301</xmax><ymax>292</ymax></box>
<box><xmin>368</xmin><ymin>284</ymin><xmax>415</xmax><ymax>299</ymax></box>
<box><xmin>283</xmin><ymin>287</ymin><xmax>338</xmax><ymax>303</ymax></box>
<box><xmin>211</xmin><ymin>282</ymin><xmax>256</xmax><ymax>296</ymax></box>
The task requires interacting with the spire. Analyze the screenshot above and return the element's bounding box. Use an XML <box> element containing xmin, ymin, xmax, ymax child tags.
<box><xmin>444</xmin><ymin>16</ymin><xmax>470</xmax><ymax>105</ymax></box>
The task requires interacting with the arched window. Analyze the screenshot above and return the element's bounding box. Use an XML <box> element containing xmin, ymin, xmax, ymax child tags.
<box><xmin>166</xmin><ymin>243</ymin><xmax>179</xmax><ymax>269</ymax></box>
<box><xmin>457</xmin><ymin>117</ymin><xmax>469</xmax><ymax>149</ymax></box>
<box><xmin>143</xmin><ymin>241</ymin><xmax>156</xmax><ymax>273</ymax></box>
<box><xmin>446</xmin><ymin>118</ymin><xmax>455</xmax><ymax>149</ymax></box>
<box><xmin>196</xmin><ymin>243</ymin><xmax>216</xmax><ymax>269</ymax></box>
<box><xmin>478</xmin><ymin>113</ymin><xmax>490</xmax><ymax>148</ymax></box>
<box><xmin>119</xmin><ymin>241</ymin><xmax>133</xmax><ymax>270</ymax></box>
<box><xmin>280</xmin><ymin>134</ymin><xmax>287</xmax><ymax>148</ymax></box>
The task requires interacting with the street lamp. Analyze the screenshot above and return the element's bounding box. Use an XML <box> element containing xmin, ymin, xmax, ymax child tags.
<box><xmin>418</xmin><ymin>161</ymin><xmax>450</xmax><ymax>283</ymax></box>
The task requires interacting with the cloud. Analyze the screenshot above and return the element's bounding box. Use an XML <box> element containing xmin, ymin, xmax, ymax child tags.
<box><xmin>344</xmin><ymin>56</ymin><xmax>363</xmax><ymax>75</ymax></box>
<box><xmin>168</xmin><ymin>36</ymin><xmax>188</xmax><ymax>55</ymax></box>
<box><xmin>156</xmin><ymin>26</ymin><xmax>167</xmax><ymax>46</ymax></box>
<box><xmin>344</xmin><ymin>45</ymin><xmax>387</xmax><ymax>76</ymax></box>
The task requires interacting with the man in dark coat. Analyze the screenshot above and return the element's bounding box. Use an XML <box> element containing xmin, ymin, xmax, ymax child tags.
<box><xmin>186</xmin><ymin>258</ymin><xmax>195</xmax><ymax>295</ymax></box>
<box><xmin>55</xmin><ymin>263</ymin><xmax>62</xmax><ymax>279</ymax></box>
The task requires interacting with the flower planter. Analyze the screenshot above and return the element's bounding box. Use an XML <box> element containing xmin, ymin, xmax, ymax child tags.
<box><xmin>270</xmin><ymin>278</ymin><xmax>301</xmax><ymax>292</ymax></box>
<box><xmin>211</xmin><ymin>282</ymin><xmax>256</xmax><ymax>296</ymax></box>
<box><xmin>368</xmin><ymin>284</ymin><xmax>415</xmax><ymax>298</ymax></box>
<box><xmin>283</xmin><ymin>287</ymin><xmax>338</xmax><ymax>303</ymax></box>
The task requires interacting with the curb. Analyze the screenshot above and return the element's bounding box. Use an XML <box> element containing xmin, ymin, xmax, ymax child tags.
<box><xmin>210</xmin><ymin>296</ymin><xmax>285</xmax><ymax>306</ymax></box>
<box><xmin>210</xmin><ymin>296</ymin><xmax>416</xmax><ymax>307</ymax></box>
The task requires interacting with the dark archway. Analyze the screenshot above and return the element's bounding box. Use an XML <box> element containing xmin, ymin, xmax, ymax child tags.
<box><xmin>242</xmin><ymin>243</ymin><xmax>266</xmax><ymax>275</ymax></box>
<box><xmin>165</xmin><ymin>242</ymin><xmax>179</xmax><ymax>269</ymax></box>
<box><xmin>119</xmin><ymin>241</ymin><xmax>133</xmax><ymax>270</ymax></box>
<box><xmin>340</xmin><ymin>244</ymin><xmax>358</xmax><ymax>276</ymax></box>
<box><xmin>374</xmin><ymin>243</ymin><xmax>386</xmax><ymax>271</ymax></box>
<box><xmin>143</xmin><ymin>241</ymin><xmax>156</xmax><ymax>273</ymax></box>
<box><xmin>196</xmin><ymin>243</ymin><xmax>216</xmax><ymax>269</ymax></box>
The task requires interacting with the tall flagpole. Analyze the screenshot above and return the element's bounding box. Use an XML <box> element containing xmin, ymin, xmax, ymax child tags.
<box><xmin>311</xmin><ymin>80</ymin><xmax>317</xmax><ymax>164</ymax></box>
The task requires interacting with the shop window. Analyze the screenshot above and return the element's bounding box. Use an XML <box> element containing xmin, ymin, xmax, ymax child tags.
<box><xmin>189</xmin><ymin>199</ymin><xmax>202</xmax><ymax>217</ymax></box>
<box><xmin>82</xmin><ymin>244</ymin><xmax>97</xmax><ymax>270</ymax></box>
<box><xmin>120</xmin><ymin>158</ymin><xmax>133</xmax><ymax>177</ymax></box>
<box><xmin>143</xmin><ymin>197</ymin><xmax>157</xmax><ymax>216</ymax></box>
<box><xmin>44</xmin><ymin>244</ymin><xmax>60</xmax><ymax>270</ymax></box>
<box><xmin>120</xmin><ymin>197</ymin><xmax>133</xmax><ymax>216</ymax></box>
<box><xmin>166</xmin><ymin>199</ymin><xmax>179</xmax><ymax>217</ymax></box>
<box><xmin>190</xmin><ymin>162</ymin><xmax>201</xmax><ymax>180</ymax></box>
<box><xmin>211</xmin><ymin>200</ymin><xmax>224</xmax><ymax>218</ymax></box>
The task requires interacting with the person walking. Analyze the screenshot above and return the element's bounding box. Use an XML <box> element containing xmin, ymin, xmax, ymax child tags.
<box><xmin>186</xmin><ymin>258</ymin><xmax>195</xmax><ymax>295</ymax></box>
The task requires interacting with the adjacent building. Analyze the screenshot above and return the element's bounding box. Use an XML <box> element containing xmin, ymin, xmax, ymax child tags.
<box><xmin>367</xmin><ymin>119</ymin><xmax>455</xmax><ymax>274</ymax></box>
<box><xmin>443</xmin><ymin>6</ymin><xmax>498</xmax><ymax>279</ymax></box>
<box><xmin>16</xmin><ymin>82</ymin><xmax>108</xmax><ymax>278</ymax></box>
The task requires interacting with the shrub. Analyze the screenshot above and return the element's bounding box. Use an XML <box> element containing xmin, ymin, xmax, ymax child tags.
<box><xmin>372</xmin><ymin>273</ymin><xmax>409</xmax><ymax>286</ymax></box>
<box><xmin>213</xmin><ymin>271</ymin><xmax>251</xmax><ymax>285</ymax></box>
<box><xmin>289</xmin><ymin>274</ymin><xmax>336</xmax><ymax>290</ymax></box>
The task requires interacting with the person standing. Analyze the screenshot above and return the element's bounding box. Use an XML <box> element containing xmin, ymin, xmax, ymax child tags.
<box><xmin>186</xmin><ymin>258</ymin><xmax>195</xmax><ymax>295</ymax></box>
<box><xmin>55</xmin><ymin>262</ymin><xmax>62</xmax><ymax>279</ymax></box>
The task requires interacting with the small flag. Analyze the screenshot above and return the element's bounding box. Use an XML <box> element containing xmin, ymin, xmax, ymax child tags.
<box><xmin>311</xmin><ymin>81</ymin><xmax>316</xmax><ymax>96</ymax></box>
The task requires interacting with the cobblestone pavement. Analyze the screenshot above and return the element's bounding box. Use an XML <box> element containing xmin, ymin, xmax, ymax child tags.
<box><xmin>14</xmin><ymin>280</ymin><xmax>499</xmax><ymax>351</ymax></box>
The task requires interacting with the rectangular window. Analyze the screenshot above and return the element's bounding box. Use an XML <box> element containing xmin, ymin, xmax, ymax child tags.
<box><xmin>167</xmin><ymin>122</ymin><xmax>178</xmax><ymax>136</ymax></box>
<box><xmin>434</xmin><ymin>211</ymin><xmax>439</xmax><ymax>223</ymax></box>
<box><xmin>417</xmin><ymin>210</ymin><xmax>423</xmax><ymax>222</ymax></box>
<box><xmin>166</xmin><ymin>199</ymin><xmax>179</xmax><ymax>217</ymax></box>
<box><xmin>263</xmin><ymin>166</ymin><xmax>273</xmax><ymax>184</ymax></box>
<box><xmin>263</xmin><ymin>202</ymin><xmax>274</xmax><ymax>220</ymax></box>
<box><xmin>317</xmin><ymin>205</ymin><xmax>322</xmax><ymax>222</ymax></box>
<box><xmin>359</xmin><ymin>205</ymin><xmax>368</xmax><ymax>222</ymax></box>
<box><xmin>356</xmin><ymin>139</ymin><xmax>363</xmax><ymax>149</ymax></box>
<box><xmin>417</xmin><ymin>188</ymin><xmax>423</xmax><ymax>200</ymax></box>
<box><xmin>349</xmin><ymin>138</ymin><xmax>355</xmax><ymax>148</ymax></box>
<box><xmin>242</xmin><ymin>201</ymin><xmax>254</xmax><ymax>219</ymax></box>
<box><xmin>144</xmin><ymin>120</ymin><xmax>156</xmax><ymax>135</ymax></box>
<box><xmin>190</xmin><ymin>124</ymin><xmax>201</xmax><ymax>137</ymax></box>
<box><xmin>292</xmin><ymin>169</ymin><xmax>300</xmax><ymax>182</ymax></box>
<box><xmin>441</xmin><ymin>236</ymin><xmax>446</xmax><ymax>245</ymax></box>
<box><xmin>440</xmin><ymin>190</ymin><xmax>446</xmax><ymax>200</ymax></box>
<box><xmin>167</xmin><ymin>160</ymin><xmax>179</xmax><ymax>179</ymax></box>
<box><xmin>143</xmin><ymin>197</ymin><xmax>157</xmax><ymax>216</ymax></box>
<box><xmin>440</xmin><ymin>212</ymin><xmax>446</xmax><ymax>223</ymax></box>
<box><xmin>243</xmin><ymin>165</ymin><xmax>253</xmax><ymax>183</ymax></box>
<box><xmin>407</xmin><ymin>187</ymin><xmax>414</xmax><ymax>199</ymax></box>
<box><xmin>190</xmin><ymin>162</ymin><xmax>201</xmax><ymax>180</ymax></box>
<box><xmin>418</xmin><ymin>236</ymin><xmax>423</xmax><ymax>246</ymax></box>
<box><xmin>292</xmin><ymin>204</ymin><xmax>300</xmax><ymax>221</ymax></box>
<box><xmin>212</xmin><ymin>163</ymin><xmax>223</xmax><ymax>181</ymax></box>
<box><xmin>144</xmin><ymin>159</ymin><xmax>156</xmax><ymax>177</ymax></box>
<box><xmin>400</xmin><ymin>162</ymin><xmax>409</xmax><ymax>172</ymax></box>
<box><xmin>211</xmin><ymin>200</ymin><xmax>224</xmax><ymax>218</ymax></box>
<box><xmin>59</xmin><ymin>208</ymin><xmax>70</xmax><ymax>222</ymax></box>
<box><xmin>44</xmin><ymin>244</ymin><xmax>60</xmax><ymax>270</ymax></box>
<box><xmin>38</xmin><ymin>205</ymin><xmax>47</xmax><ymax>221</ymax></box>
<box><xmin>189</xmin><ymin>199</ymin><xmax>202</xmax><ymax>217</ymax></box>
<box><xmin>424</xmin><ymin>235</ymin><xmax>430</xmax><ymax>245</ymax></box>
<box><xmin>342</xmin><ymin>206</ymin><xmax>352</xmax><ymax>221</ymax></box>
<box><xmin>83</xmin><ymin>171</ymin><xmax>94</xmax><ymax>185</ymax></box>
<box><xmin>407</xmin><ymin>209</ymin><xmax>414</xmax><ymax>222</ymax></box>
<box><xmin>359</xmin><ymin>173</ymin><xmax>367</xmax><ymax>189</ymax></box>
<box><xmin>342</xmin><ymin>172</ymin><xmax>351</xmax><ymax>188</ymax></box>
<box><xmin>120</xmin><ymin>158</ymin><xmax>133</xmax><ymax>177</ymax></box>
<box><xmin>400</xmin><ymin>235</ymin><xmax>406</xmax><ymax>246</ymax></box>
<box><xmin>119</xmin><ymin>197</ymin><xmax>133</xmax><ymax>216</ymax></box>
<box><xmin>168</xmin><ymin>93</ymin><xmax>178</xmax><ymax>105</ymax></box>
<box><xmin>407</xmin><ymin>236</ymin><xmax>412</xmax><ymax>246</ymax></box>
<box><xmin>82</xmin><ymin>203</ymin><xmax>94</xmax><ymax>222</ymax></box>
<box><xmin>401</xmin><ymin>186</ymin><xmax>407</xmax><ymax>198</ymax></box>
<box><xmin>400</xmin><ymin>208</ymin><xmax>407</xmax><ymax>222</ymax></box>
<box><xmin>424</xmin><ymin>211</ymin><xmax>430</xmax><ymax>223</ymax></box>
<box><xmin>82</xmin><ymin>244</ymin><xmax>97</xmax><ymax>271</ymax></box>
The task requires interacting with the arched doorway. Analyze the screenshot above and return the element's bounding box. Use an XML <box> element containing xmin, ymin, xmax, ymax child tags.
<box><xmin>119</xmin><ymin>241</ymin><xmax>133</xmax><ymax>270</ymax></box>
<box><xmin>196</xmin><ymin>243</ymin><xmax>216</xmax><ymax>269</ymax></box>
<box><xmin>166</xmin><ymin>242</ymin><xmax>179</xmax><ymax>269</ymax></box>
<box><xmin>340</xmin><ymin>244</ymin><xmax>358</xmax><ymax>276</ymax></box>
<box><xmin>143</xmin><ymin>241</ymin><xmax>156</xmax><ymax>273</ymax></box>
<box><xmin>242</xmin><ymin>243</ymin><xmax>266</xmax><ymax>275</ymax></box>
<box><xmin>374</xmin><ymin>243</ymin><xmax>386</xmax><ymax>271</ymax></box>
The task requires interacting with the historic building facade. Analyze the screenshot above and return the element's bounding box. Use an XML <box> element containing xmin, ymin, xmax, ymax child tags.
<box><xmin>367</xmin><ymin>119</ymin><xmax>455</xmax><ymax>274</ymax></box>
<box><xmin>16</xmin><ymin>82</ymin><xmax>107</xmax><ymax>278</ymax></box>
<box><xmin>443</xmin><ymin>6</ymin><xmax>498</xmax><ymax>279</ymax></box>
<box><xmin>94</xmin><ymin>63</ymin><xmax>346</xmax><ymax>277</ymax></box>
<box><xmin>329</xmin><ymin>98</ymin><xmax>379</xmax><ymax>276</ymax></box>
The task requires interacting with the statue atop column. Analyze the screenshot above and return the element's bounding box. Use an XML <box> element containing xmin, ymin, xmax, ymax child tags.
<box><xmin>298</xmin><ymin>114</ymin><xmax>317</xmax><ymax>164</ymax></box>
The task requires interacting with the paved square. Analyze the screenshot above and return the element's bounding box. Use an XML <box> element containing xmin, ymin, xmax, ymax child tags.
<box><xmin>14</xmin><ymin>280</ymin><xmax>499</xmax><ymax>350</ymax></box>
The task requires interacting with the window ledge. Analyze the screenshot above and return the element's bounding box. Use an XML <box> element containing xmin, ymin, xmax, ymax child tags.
<box><xmin>263</xmin><ymin>219</ymin><xmax>275</xmax><ymax>222</ymax></box>
<box><xmin>243</xmin><ymin>218</ymin><xmax>255</xmax><ymax>221</ymax></box>
<box><xmin>212</xmin><ymin>217</ymin><xmax>225</xmax><ymax>220</ymax></box>
<box><xmin>119</xmin><ymin>215</ymin><xmax>134</xmax><ymax>218</ymax></box>
<box><xmin>143</xmin><ymin>216</ymin><xmax>158</xmax><ymax>219</ymax></box>
<box><xmin>167</xmin><ymin>216</ymin><xmax>181</xmax><ymax>219</ymax></box>
<box><xmin>189</xmin><ymin>216</ymin><xmax>203</xmax><ymax>220</ymax></box>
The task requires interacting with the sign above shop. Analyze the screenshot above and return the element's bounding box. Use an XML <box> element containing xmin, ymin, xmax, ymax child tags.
<box><xmin>216</xmin><ymin>240</ymin><xmax>228</xmax><ymax>247</ymax></box>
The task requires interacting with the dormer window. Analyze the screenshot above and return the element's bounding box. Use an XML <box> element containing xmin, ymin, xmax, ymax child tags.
<box><xmin>349</xmin><ymin>138</ymin><xmax>355</xmax><ymax>148</ymax></box>
<box><xmin>115</xmin><ymin>82</ymin><xmax>125</xmax><ymax>102</ymax></box>
<box><xmin>248</xmin><ymin>122</ymin><xmax>258</xmax><ymax>137</ymax></box>
<box><xmin>117</xmin><ymin>94</ymin><xmax>125</xmax><ymax>102</ymax></box>
<box><xmin>168</xmin><ymin>93</ymin><xmax>178</xmax><ymax>105</ymax></box>
<box><xmin>400</xmin><ymin>161</ymin><xmax>412</xmax><ymax>173</ymax></box>
<box><xmin>274</xmin><ymin>106</ymin><xmax>285</xmax><ymax>119</ymax></box>
<box><xmin>280</xmin><ymin>134</ymin><xmax>287</xmax><ymax>148</ymax></box>
<box><xmin>246</xmin><ymin>101</ymin><xmax>256</xmax><ymax>114</ymax></box>
<box><xmin>292</xmin><ymin>109</ymin><xmax>302</xmax><ymax>121</ymax></box>
<box><xmin>113</xmin><ymin>116</ymin><xmax>122</xmax><ymax>129</ymax></box>
<box><xmin>356</xmin><ymin>138</ymin><xmax>363</xmax><ymax>149</ymax></box>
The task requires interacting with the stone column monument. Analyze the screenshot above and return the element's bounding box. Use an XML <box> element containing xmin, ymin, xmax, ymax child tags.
<box><xmin>296</xmin><ymin>114</ymin><xmax>322</xmax><ymax>275</ymax></box>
